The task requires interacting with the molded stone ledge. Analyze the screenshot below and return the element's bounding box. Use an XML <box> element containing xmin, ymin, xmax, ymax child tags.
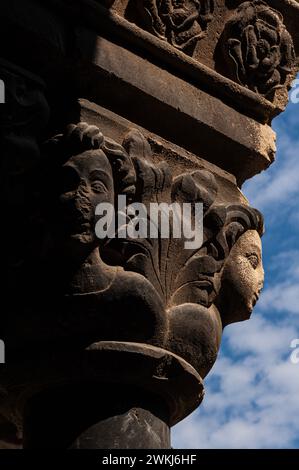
<box><xmin>0</xmin><ymin>0</ymin><xmax>285</xmax><ymax>452</ymax></box>
<box><xmin>109</xmin><ymin>0</ymin><xmax>299</xmax><ymax>115</ymax></box>
<box><xmin>48</xmin><ymin>0</ymin><xmax>299</xmax><ymax>122</ymax></box>
<box><xmin>0</xmin><ymin>342</ymin><xmax>204</xmax><ymax>447</ymax></box>
<box><xmin>77</xmin><ymin>91</ymin><xmax>276</xmax><ymax>188</ymax></box>
<box><xmin>74</xmin><ymin>34</ymin><xmax>276</xmax><ymax>185</ymax></box>
<box><xmin>0</xmin><ymin>0</ymin><xmax>285</xmax><ymax>184</ymax></box>
<box><xmin>3</xmin><ymin>0</ymin><xmax>299</xmax><ymax>124</ymax></box>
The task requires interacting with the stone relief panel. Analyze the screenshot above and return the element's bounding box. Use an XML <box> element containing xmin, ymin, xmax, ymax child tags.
<box><xmin>96</xmin><ymin>0</ymin><xmax>298</xmax><ymax>108</ymax></box>
<box><xmin>1</xmin><ymin>118</ymin><xmax>264</xmax><ymax>380</ymax></box>
<box><xmin>135</xmin><ymin>0</ymin><xmax>215</xmax><ymax>52</ymax></box>
<box><xmin>59</xmin><ymin>125</ymin><xmax>263</xmax><ymax>378</ymax></box>
<box><xmin>0</xmin><ymin>111</ymin><xmax>265</xmax><ymax>444</ymax></box>
<box><xmin>220</xmin><ymin>0</ymin><xmax>297</xmax><ymax>99</ymax></box>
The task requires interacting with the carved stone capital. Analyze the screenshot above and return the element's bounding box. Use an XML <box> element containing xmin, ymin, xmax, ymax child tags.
<box><xmin>0</xmin><ymin>0</ymin><xmax>292</xmax><ymax>450</ymax></box>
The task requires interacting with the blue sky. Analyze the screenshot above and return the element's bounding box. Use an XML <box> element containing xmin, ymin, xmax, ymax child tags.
<box><xmin>173</xmin><ymin>88</ymin><xmax>299</xmax><ymax>449</ymax></box>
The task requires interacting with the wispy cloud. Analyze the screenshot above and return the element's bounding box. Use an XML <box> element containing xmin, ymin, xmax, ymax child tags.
<box><xmin>173</xmin><ymin>99</ymin><xmax>299</xmax><ymax>449</ymax></box>
<box><xmin>243</xmin><ymin>138</ymin><xmax>299</xmax><ymax>211</ymax></box>
<box><xmin>173</xmin><ymin>315</ymin><xmax>299</xmax><ymax>449</ymax></box>
<box><xmin>258</xmin><ymin>249</ymin><xmax>299</xmax><ymax>316</ymax></box>
<box><xmin>243</xmin><ymin>102</ymin><xmax>299</xmax><ymax>212</ymax></box>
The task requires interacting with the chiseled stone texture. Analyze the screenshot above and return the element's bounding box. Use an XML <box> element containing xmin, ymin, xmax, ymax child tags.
<box><xmin>0</xmin><ymin>0</ymin><xmax>298</xmax><ymax>449</ymax></box>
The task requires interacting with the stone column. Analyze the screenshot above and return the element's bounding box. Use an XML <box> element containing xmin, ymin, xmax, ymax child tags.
<box><xmin>0</xmin><ymin>0</ymin><xmax>298</xmax><ymax>449</ymax></box>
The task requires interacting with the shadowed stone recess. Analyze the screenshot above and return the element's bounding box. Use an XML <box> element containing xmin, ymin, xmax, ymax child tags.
<box><xmin>0</xmin><ymin>0</ymin><xmax>298</xmax><ymax>449</ymax></box>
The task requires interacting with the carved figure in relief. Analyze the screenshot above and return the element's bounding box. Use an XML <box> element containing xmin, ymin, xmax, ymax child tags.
<box><xmin>139</xmin><ymin>0</ymin><xmax>214</xmax><ymax>51</ymax></box>
<box><xmin>5</xmin><ymin>123</ymin><xmax>264</xmax><ymax>378</ymax></box>
<box><xmin>216</xmin><ymin>229</ymin><xmax>264</xmax><ymax>327</ymax></box>
<box><xmin>221</xmin><ymin>0</ymin><xmax>296</xmax><ymax>98</ymax></box>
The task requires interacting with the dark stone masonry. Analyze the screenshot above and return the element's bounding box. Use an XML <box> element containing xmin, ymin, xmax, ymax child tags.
<box><xmin>0</xmin><ymin>0</ymin><xmax>298</xmax><ymax>449</ymax></box>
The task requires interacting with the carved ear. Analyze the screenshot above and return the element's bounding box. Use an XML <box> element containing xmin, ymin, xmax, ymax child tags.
<box><xmin>122</xmin><ymin>129</ymin><xmax>153</xmax><ymax>162</ymax></box>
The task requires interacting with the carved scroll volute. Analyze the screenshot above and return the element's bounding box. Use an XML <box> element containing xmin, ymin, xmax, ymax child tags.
<box><xmin>219</xmin><ymin>0</ymin><xmax>297</xmax><ymax>101</ymax></box>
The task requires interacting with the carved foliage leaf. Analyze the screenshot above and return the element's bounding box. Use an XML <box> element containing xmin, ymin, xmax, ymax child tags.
<box><xmin>222</xmin><ymin>0</ymin><xmax>296</xmax><ymax>98</ymax></box>
<box><xmin>137</xmin><ymin>0</ymin><xmax>214</xmax><ymax>53</ymax></box>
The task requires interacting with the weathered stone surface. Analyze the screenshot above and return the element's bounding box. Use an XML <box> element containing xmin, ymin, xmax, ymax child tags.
<box><xmin>220</xmin><ymin>1</ymin><xmax>296</xmax><ymax>98</ymax></box>
<box><xmin>0</xmin><ymin>0</ymin><xmax>297</xmax><ymax>449</ymax></box>
<box><xmin>74</xmin><ymin>32</ymin><xmax>277</xmax><ymax>184</ymax></box>
<box><xmin>69</xmin><ymin>407</ymin><xmax>171</xmax><ymax>449</ymax></box>
<box><xmin>100</xmin><ymin>0</ymin><xmax>299</xmax><ymax>116</ymax></box>
<box><xmin>0</xmin><ymin>342</ymin><xmax>204</xmax><ymax>448</ymax></box>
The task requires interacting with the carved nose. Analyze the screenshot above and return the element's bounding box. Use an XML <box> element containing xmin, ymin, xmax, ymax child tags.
<box><xmin>73</xmin><ymin>180</ymin><xmax>89</xmax><ymax>200</ymax></box>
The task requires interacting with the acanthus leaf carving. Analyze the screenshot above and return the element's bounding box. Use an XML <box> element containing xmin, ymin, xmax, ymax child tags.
<box><xmin>102</xmin><ymin>128</ymin><xmax>264</xmax><ymax>377</ymax></box>
<box><xmin>2</xmin><ymin>120</ymin><xmax>264</xmax><ymax>380</ymax></box>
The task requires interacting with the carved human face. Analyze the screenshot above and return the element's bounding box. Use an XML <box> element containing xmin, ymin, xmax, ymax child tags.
<box><xmin>220</xmin><ymin>230</ymin><xmax>264</xmax><ymax>324</ymax></box>
<box><xmin>58</xmin><ymin>150</ymin><xmax>114</xmax><ymax>245</ymax></box>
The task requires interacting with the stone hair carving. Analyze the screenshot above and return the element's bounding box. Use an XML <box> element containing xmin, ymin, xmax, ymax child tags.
<box><xmin>103</xmin><ymin>127</ymin><xmax>264</xmax><ymax>376</ymax></box>
<box><xmin>4</xmin><ymin>122</ymin><xmax>264</xmax><ymax>380</ymax></box>
<box><xmin>0</xmin><ymin>121</ymin><xmax>265</xmax><ymax>448</ymax></box>
<box><xmin>221</xmin><ymin>0</ymin><xmax>296</xmax><ymax>98</ymax></box>
<box><xmin>136</xmin><ymin>0</ymin><xmax>214</xmax><ymax>52</ymax></box>
<box><xmin>165</xmin><ymin>201</ymin><xmax>264</xmax><ymax>376</ymax></box>
<box><xmin>36</xmin><ymin>123</ymin><xmax>167</xmax><ymax>350</ymax></box>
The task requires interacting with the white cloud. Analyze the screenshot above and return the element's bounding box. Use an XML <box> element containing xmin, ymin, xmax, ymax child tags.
<box><xmin>173</xmin><ymin>258</ymin><xmax>299</xmax><ymax>448</ymax></box>
<box><xmin>173</xmin><ymin>89</ymin><xmax>299</xmax><ymax>450</ymax></box>
<box><xmin>243</xmin><ymin>141</ymin><xmax>299</xmax><ymax>210</ymax></box>
<box><xmin>259</xmin><ymin>283</ymin><xmax>299</xmax><ymax>315</ymax></box>
<box><xmin>243</xmin><ymin>104</ymin><xmax>299</xmax><ymax>212</ymax></box>
<box><xmin>173</xmin><ymin>317</ymin><xmax>299</xmax><ymax>448</ymax></box>
<box><xmin>258</xmin><ymin>250</ymin><xmax>299</xmax><ymax>315</ymax></box>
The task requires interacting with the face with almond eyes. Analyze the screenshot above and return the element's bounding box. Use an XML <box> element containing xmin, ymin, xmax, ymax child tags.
<box><xmin>219</xmin><ymin>230</ymin><xmax>264</xmax><ymax>325</ymax></box>
<box><xmin>58</xmin><ymin>149</ymin><xmax>114</xmax><ymax>246</ymax></box>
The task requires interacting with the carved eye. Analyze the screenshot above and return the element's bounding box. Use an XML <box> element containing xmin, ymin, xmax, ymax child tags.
<box><xmin>246</xmin><ymin>253</ymin><xmax>259</xmax><ymax>269</ymax></box>
<box><xmin>91</xmin><ymin>181</ymin><xmax>107</xmax><ymax>193</ymax></box>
